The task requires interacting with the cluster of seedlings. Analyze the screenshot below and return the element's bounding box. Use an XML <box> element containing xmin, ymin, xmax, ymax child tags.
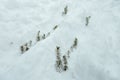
<box><xmin>20</xmin><ymin>25</ymin><xmax>59</xmax><ymax>54</ymax></box>
<box><xmin>55</xmin><ymin>37</ymin><xmax>78</xmax><ymax>73</ymax></box>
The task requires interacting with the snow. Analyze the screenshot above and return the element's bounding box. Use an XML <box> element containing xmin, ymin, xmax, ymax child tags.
<box><xmin>0</xmin><ymin>0</ymin><xmax>120</xmax><ymax>80</ymax></box>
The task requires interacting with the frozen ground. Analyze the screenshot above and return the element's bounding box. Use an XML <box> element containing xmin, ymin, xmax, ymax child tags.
<box><xmin>0</xmin><ymin>0</ymin><xmax>120</xmax><ymax>80</ymax></box>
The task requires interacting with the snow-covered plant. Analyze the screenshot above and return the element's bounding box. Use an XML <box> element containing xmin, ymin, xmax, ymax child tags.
<box><xmin>62</xmin><ymin>6</ymin><xmax>68</xmax><ymax>15</ymax></box>
<box><xmin>67</xmin><ymin>50</ymin><xmax>70</xmax><ymax>58</ymax></box>
<box><xmin>85</xmin><ymin>16</ymin><xmax>91</xmax><ymax>26</ymax></box>
<box><xmin>20</xmin><ymin>43</ymin><xmax>29</xmax><ymax>54</ymax></box>
<box><xmin>53</xmin><ymin>25</ymin><xmax>58</xmax><ymax>30</ymax></box>
<box><xmin>55</xmin><ymin>46</ymin><xmax>63</xmax><ymax>72</ymax></box>
<box><xmin>20</xmin><ymin>45</ymin><xmax>24</xmax><ymax>54</ymax></box>
<box><xmin>73</xmin><ymin>37</ymin><xmax>78</xmax><ymax>48</ymax></box>
<box><xmin>42</xmin><ymin>34</ymin><xmax>45</xmax><ymax>39</ymax></box>
<box><xmin>25</xmin><ymin>43</ymin><xmax>29</xmax><ymax>51</ymax></box>
<box><xmin>56</xmin><ymin>46</ymin><xmax>61</xmax><ymax>60</ymax></box>
<box><xmin>56</xmin><ymin>59</ymin><xmax>63</xmax><ymax>72</ymax></box>
<box><xmin>36</xmin><ymin>31</ymin><xmax>40</xmax><ymax>42</ymax></box>
<box><xmin>62</xmin><ymin>55</ymin><xmax>68</xmax><ymax>71</ymax></box>
<box><xmin>70</xmin><ymin>37</ymin><xmax>78</xmax><ymax>51</ymax></box>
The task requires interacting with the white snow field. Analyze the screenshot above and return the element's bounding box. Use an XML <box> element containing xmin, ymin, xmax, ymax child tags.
<box><xmin>0</xmin><ymin>0</ymin><xmax>120</xmax><ymax>80</ymax></box>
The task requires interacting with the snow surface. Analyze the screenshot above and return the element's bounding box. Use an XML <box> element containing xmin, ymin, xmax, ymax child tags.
<box><xmin>0</xmin><ymin>0</ymin><xmax>120</xmax><ymax>80</ymax></box>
